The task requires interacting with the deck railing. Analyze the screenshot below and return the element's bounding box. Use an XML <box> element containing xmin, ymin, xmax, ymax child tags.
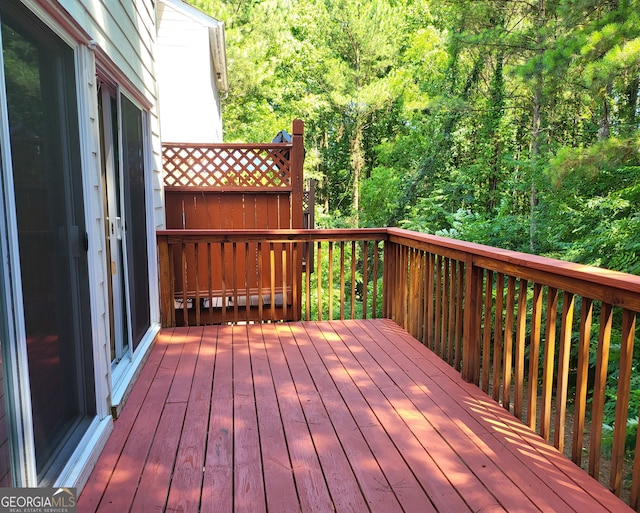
<box><xmin>157</xmin><ymin>227</ymin><xmax>640</xmax><ymax>508</ymax></box>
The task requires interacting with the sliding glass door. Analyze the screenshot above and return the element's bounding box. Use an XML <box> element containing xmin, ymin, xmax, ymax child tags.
<box><xmin>98</xmin><ymin>83</ymin><xmax>150</xmax><ymax>367</ymax></box>
<box><xmin>0</xmin><ymin>2</ymin><xmax>95</xmax><ymax>481</ymax></box>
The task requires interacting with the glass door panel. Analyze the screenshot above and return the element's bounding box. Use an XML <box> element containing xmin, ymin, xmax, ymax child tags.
<box><xmin>1</xmin><ymin>3</ymin><xmax>95</xmax><ymax>479</ymax></box>
<box><xmin>121</xmin><ymin>96</ymin><xmax>150</xmax><ymax>351</ymax></box>
<box><xmin>98</xmin><ymin>85</ymin><xmax>128</xmax><ymax>364</ymax></box>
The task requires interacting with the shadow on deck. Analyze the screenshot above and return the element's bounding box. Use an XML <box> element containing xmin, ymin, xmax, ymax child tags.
<box><xmin>79</xmin><ymin>319</ymin><xmax>630</xmax><ymax>513</ymax></box>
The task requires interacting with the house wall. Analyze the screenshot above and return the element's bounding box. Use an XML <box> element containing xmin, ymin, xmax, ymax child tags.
<box><xmin>0</xmin><ymin>0</ymin><xmax>163</xmax><ymax>490</ymax></box>
<box><xmin>156</xmin><ymin>0</ymin><xmax>224</xmax><ymax>143</ymax></box>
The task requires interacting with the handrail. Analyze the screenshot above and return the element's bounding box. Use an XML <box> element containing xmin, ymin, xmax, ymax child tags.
<box><xmin>387</xmin><ymin>227</ymin><xmax>640</xmax><ymax>306</ymax></box>
<box><xmin>158</xmin><ymin>228</ymin><xmax>388</xmax><ymax>242</ymax></box>
<box><xmin>156</xmin><ymin>227</ymin><xmax>640</xmax><ymax>507</ymax></box>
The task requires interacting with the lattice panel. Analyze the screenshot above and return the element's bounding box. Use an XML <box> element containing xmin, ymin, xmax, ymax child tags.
<box><xmin>163</xmin><ymin>145</ymin><xmax>292</xmax><ymax>188</ymax></box>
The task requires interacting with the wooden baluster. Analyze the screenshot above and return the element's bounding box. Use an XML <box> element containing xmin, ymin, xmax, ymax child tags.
<box><xmin>351</xmin><ymin>240</ymin><xmax>357</xmax><ymax>320</ymax></box>
<box><xmin>417</xmin><ymin>250</ymin><xmax>426</xmax><ymax>343</ymax></box>
<box><xmin>426</xmin><ymin>253</ymin><xmax>435</xmax><ymax>351</ymax></box>
<box><xmin>541</xmin><ymin>287</ymin><xmax>559</xmax><ymax>442</ymax></box>
<box><xmin>292</xmin><ymin>242</ymin><xmax>300</xmax><ymax>321</ymax></box>
<box><xmin>195</xmin><ymin>242</ymin><xmax>201</xmax><ymax>326</ymax></box>
<box><xmin>454</xmin><ymin>260</ymin><xmax>464</xmax><ymax>371</ymax></box>
<box><xmin>610</xmin><ymin>309</ymin><xmax>635</xmax><ymax>496</ymax></box>
<box><xmin>402</xmin><ymin>244</ymin><xmax>409</xmax><ymax>329</ymax></box>
<box><xmin>502</xmin><ymin>275</ymin><xmax>516</xmax><ymax>410</ymax></box>
<box><xmin>270</xmin><ymin>242</ymin><xmax>276</xmax><ymax>322</ymax></box>
<box><xmin>305</xmin><ymin>241</ymin><xmax>311</xmax><ymax>320</ymax></box>
<box><xmin>447</xmin><ymin>259</ymin><xmax>457</xmax><ymax>365</ymax></box>
<box><xmin>328</xmin><ymin>242</ymin><xmax>334</xmax><ymax>320</ymax></box>
<box><xmin>492</xmin><ymin>273</ymin><xmax>504</xmax><ymax>402</ymax></box>
<box><xmin>362</xmin><ymin>241</ymin><xmax>369</xmax><ymax>320</ymax></box>
<box><xmin>232</xmin><ymin>242</ymin><xmax>239</xmax><ymax>323</ymax></box>
<box><xmin>442</xmin><ymin>258</ymin><xmax>451</xmax><ymax>361</ymax></box>
<box><xmin>395</xmin><ymin>242</ymin><xmax>401</xmax><ymax>323</ymax></box>
<box><xmin>282</xmin><ymin>243</ymin><xmax>288</xmax><ymax>320</ymax></box>
<box><xmin>462</xmin><ymin>255</ymin><xmax>483</xmax><ymax>384</ymax></box>
<box><xmin>407</xmin><ymin>249</ymin><xmax>416</xmax><ymax>336</ymax></box>
<box><xmin>572</xmin><ymin>297</ymin><xmax>593</xmax><ymax>465</ymax></box>
<box><xmin>631</xmin><ymin>405</ymin><xmax>640</xmax><ymax>510</ymax></box>
<box><xmin>435</xmin><ymin>255</ymin><xmax>443</xmax><ymax>356</ymax></box>
<box><xmin>397</xmin><ymin>242</ymin><xmax>403</xmax><ymax>324</ymax></box>
<box><xmin>340</xmin><ymin>242</ymin><xmax>346</xmax><ymax>320</ymax></box>
<box><xmin>514</xmin><ymin>279</ymin><xmax>528</xmax><ymax>419</ymax></box>
<box><xmin>220</xmin><ymin>243</ymin><xmax>227</xmax><ymax>324</ymax></box>
<box><xmin>527</xmin><ymin>283</ymin><xmax>543</xmax><ymax>431</ymax></box>
<box><xmin>481</xmin><ymin>270</ymin><xmax>494</xmax><ymax>393</ymax></box>
<box><xmin>381</xmin><ymin>241</ymin><xmax>388</xmax><ymax>318</ymax></box>
<box><xmin>207</xmin><ymin>242</ymin><xmax>213</xmax><ymax>323</ymax></box>
<box><xmin>589</xmin><ymin>302</ymin><xmax>612</xmax><ymax>479</ymax></box>
<box><xmin>157</xmin><ymin>235</ymin><xmax>174</xmax><ymax>328</ymax></box>
<box><xmin>372</xmin><ymin>241</ymin><xmax>379</xmax><ymax>319</ymax></box>
<box><xmin>554</xmin><ymin>291</ymin><xmax>575</xmax><ymax>451</ymax></box>
<box><xmin>258</xmin><ymin>242</ymin><xmax>264</xmax><ymax>321</ymax></box>
<box><xmin>317</xmin><ymin>241</ymin><xmax>323</xmax><ymax>321</ymax></box>
<box><xmin>182</xmin><ymin>242</ymin><xmax>189</xmax><ymax>327</ymax></box>
<box><xmin>244</xmin><ymin>243</ymin><xmax>250</xmax><ymax>320</ymax></box>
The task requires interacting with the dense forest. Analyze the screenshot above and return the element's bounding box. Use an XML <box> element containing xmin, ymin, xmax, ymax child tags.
<box><xmin>190</xmin><ymin>0</ymin><xmax>640</xmax><ymax>274</ymax></box>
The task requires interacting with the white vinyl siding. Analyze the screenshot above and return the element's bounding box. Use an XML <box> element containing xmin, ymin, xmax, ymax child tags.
<box><xmin>156</xmin><ymin>0</ymin><xmax>224</xmax><ymax>143</ymax></box>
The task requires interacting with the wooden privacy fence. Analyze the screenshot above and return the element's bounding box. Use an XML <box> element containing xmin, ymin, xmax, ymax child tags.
<box><xmin>162</xmin><ymin>119</ymin><xmax>304</xmax><ymax>231</ymax></box>
<box><xmin>157</xmin><ymin>226</ymin><xmax>640</xmax><ymax>509</ymax></box>
<box><xmin>162</xmin><ymin>120</ymin><xmax>305</xmax><ymax>321</ymax></box>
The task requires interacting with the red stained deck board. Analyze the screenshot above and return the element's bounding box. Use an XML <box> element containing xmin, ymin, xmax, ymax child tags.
<box><xmin>246</xmin><ymin>324</ymin><xmax>299</xmax><ymax>513</ymax></box>
<box><xmin>301</xmin><ymin>321</ymin><xmax>438</xmax><ymax>513</ymax></box>
<box><xmin>128</xmin><ymin>401</ymin><xmax>187</xmax><ymax>513</ymax></box>
<box><xmin>232</xmin><ymin>324</ymin><xmax>267</xmax><ymax>513</ymax></box>
<box><xmin>287</xmin><ymin>322</ymin><xmax>405</xmax><ymax>513</ymax></box>
<box><xmin>363</xmin><ymin>319</ymin><xmax>592</xmax><ymax>512</ymax></box>
<box><xmin>201</xmin><ymin>325</ymin><xmax>233</xmax><ymax>513</ymax></box>
<box><xmin>346</xmin><ymin>319</ymin><xmax>557</xmax><ymax>513</ymax></box>
<box><xmin>79</xmin><ymin>319</ymin><xmax>634</xmax><ymax>513</ymax></box>
<box><xmin>165</xmin><ymin>326</ymin><xmax>216</xmax><ymax>513</ymax></box>
<box><xmin>275</xmin><ymin>322</ymin><xmax>370</xmax><ymax>512</ymax></box>
<box><xmin>328</xmin><ymin>320</ymin><xmax>507</xmax><ymax>513</ymax></box>
<box><xmin>260</xmin><ymin>323</ymin><xmax>335</xmax><ymax>512</ymax></box>
<box><xmin>80</xmin><ymin>328</ymin><xmax>174</xmax><ymax>508</ymax></box>
<box><xmin>313</xmin><ymin>321</ymin><xmax>473</xmax><ymax>513</ymax></box>
<box><xmin>80</xmin><ymin>328</ymin><xmax>182</xmax><ymax>513</ymax></box>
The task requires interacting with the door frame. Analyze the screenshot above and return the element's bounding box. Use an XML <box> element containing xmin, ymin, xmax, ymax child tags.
<box><xmin>95</xmin><ymin>70</ymin><xmax>160</xmax><ymax>411</ymax></box>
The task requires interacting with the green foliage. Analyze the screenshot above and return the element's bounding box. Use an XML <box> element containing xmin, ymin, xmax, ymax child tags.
<box><xmin>360</xmin><ymin>166</ymin><xmax>401</xmax><ymax>227</ymax></box>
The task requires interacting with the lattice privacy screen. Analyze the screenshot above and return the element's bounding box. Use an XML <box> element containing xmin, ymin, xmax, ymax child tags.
<box><xmin>163</xmin><ymin>145</ymin><xmax>292</xmax><ymax>189</ymax></box>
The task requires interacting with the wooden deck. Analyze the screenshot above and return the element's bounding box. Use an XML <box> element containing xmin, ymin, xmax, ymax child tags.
<box><xmin>79</xmin><ymin>319</ymin><xmax>632</xmax><ymax>513</ymax></box>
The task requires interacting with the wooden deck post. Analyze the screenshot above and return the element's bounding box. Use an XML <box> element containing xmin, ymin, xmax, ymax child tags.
<box><xmin>291</xmin><ymin>119</ymin><xmax>305</xmax><ymax>230</ymax></box>
<box><xmin>291</xmin><ymin>119</ymin><xmax>305</xmax><ymax>320</ymax></box>
<box><xmin>462</xmin><ymin>255</ymin><xmax>482</xmax><ymax>384</ymax></box>
<box><xmin>157</xmin><ymin>234</ymin><xmax>175</xmax><ymax>328</ymax></box>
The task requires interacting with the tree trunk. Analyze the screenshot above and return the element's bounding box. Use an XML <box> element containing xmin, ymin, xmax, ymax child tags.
<box><xmin>597</xmin><ymin>83</ymin><xmax>612</xmax><ymax>141</ymax></box>
<box><xmin>529</xmin><ymin>0</ymin><xmax>545</xmax><ymax>253</ymax></box>
<box><xmin>351</xmin><ymin>119</ymin><xmax>364</xmax><ymax>226</ymax></box>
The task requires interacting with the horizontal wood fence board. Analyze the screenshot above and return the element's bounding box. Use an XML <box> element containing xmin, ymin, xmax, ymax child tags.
<box><xmin>79</xmin><ymin>320</ymin><xmax>631</xmax><ymax>513</ymax></box>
